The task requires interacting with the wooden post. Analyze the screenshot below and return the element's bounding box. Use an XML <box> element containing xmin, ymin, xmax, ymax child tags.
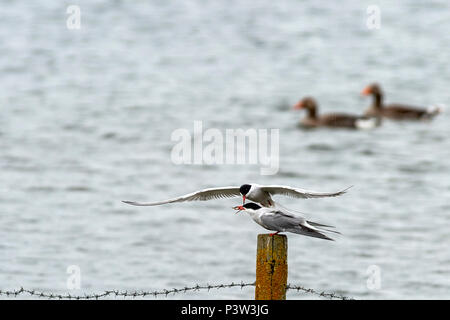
<box><xmin>255</xmin><ymin>234</ymin><xmax>288</xmax><ymax>300</ymax></box>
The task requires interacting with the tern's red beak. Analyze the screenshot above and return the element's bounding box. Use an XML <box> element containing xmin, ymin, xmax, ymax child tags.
<box><xmin>242</xmin><ymin>195</ymin><xmax>246</xmax><ymax>205</ymax></box>
<box><xmin>233</xmin><ymin>205</ymin><xmax>245</xmax><ymax>214</ymax></box>
<box><xmin>361</xmin><ymin>86</ymin><xmax>371</xmax><ymax>96</ymax></box>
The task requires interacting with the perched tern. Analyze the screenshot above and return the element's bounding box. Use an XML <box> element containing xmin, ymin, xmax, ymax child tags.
<box><xmin>122</xmin><ymin>184</ymin><xmax>351</xmax><ymax>208</ymax></box>
<box><xmin>233</xmin><ymin>202</ymin><xmax>339</xmax><ymax>241</ymax></box>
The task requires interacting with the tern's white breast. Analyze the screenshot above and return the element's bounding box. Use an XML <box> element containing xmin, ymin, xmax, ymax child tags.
<box><xmin>246</xmin><ymin>210</ymin><xmax>264</xmax><ymax>227</ymax></box>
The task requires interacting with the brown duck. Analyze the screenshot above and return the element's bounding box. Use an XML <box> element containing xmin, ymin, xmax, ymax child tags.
<box><xmin>362</xmin><ymin>83</ymin><xmax>441</xmax><ymax>120</ymax></box>
<box><xmin>293</xmin><ymin>97</ymin><xmax>380</xmax><ymax>129</ymax></box>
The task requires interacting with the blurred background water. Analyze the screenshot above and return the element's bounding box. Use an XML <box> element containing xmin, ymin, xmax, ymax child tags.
<box><xmin>0</xmin><ymin>0</ymin><xmax>449</xmax><ymax>299</ymax></box>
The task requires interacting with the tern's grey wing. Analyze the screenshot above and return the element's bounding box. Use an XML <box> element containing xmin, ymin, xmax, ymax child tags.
<box><xmin>289</xmin><ymin>227</ymin><xmax>334</xmax><ymax>241</ymax></box>
<box><xmin>272</xmin><ymin>202</ymin><xmax>339</xmax><ymax>231</ymax></box>
<box><xmin>261</xmin><ymin>211</ymin><xmax>335</xmax><ymax>241</ymax></box>
<box><xmin>261</xmin><ymin>185</ymin><xmax>352</xmax><ymax>199</ymax></box>
<box><xmin>122</xmin><ymin>186</ymin><xmax>241</xmax><ymax>206</ymax></box>
<box><xmin>260</xmin><ymin>211</ymin><xmax>305</xmax><ymax>230</ymax></box>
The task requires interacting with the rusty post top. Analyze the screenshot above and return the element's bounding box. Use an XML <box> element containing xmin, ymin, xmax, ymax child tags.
<box><xmin>255</xmin><ymin>233</ymin><xmax>288</xmax><ymax>300</ymax></box>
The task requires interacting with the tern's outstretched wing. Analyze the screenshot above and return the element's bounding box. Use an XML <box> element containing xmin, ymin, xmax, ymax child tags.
<box><xmin>260</xmin><ymin>185</ymin><xmax>352</xmax><ymax>199</ymax></box>
<box><xmin>122</xmin><ymin>186</ymin><xmax>241</xmax><ymax>206</ymax></box>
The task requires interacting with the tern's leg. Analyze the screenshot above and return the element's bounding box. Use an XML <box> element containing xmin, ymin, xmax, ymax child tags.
<box><xmin>269</xmin><ymin>231</ymin><xmax>280</xmax><ymax>237</ymax></box>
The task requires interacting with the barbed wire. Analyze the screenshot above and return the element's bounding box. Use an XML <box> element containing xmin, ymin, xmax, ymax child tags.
<box><xmin>0</xmin><ymin>282</ymin><xmax>353</xmax><ymax>300</ymax></box>
<box><xmin>286</xmin><ymin>284</ymin><xmax>354</xmax><ymax>300</ymax></box>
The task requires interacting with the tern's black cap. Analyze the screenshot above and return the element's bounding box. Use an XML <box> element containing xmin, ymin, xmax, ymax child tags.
<box><xmin>243</xmin><ymin>203</ymin><xmax>261</xmax><ymax>210</ymax></box>
<box><xmin>239</xmin><ymin>184</ymin><xmax>251</xmax><ymax>195</ymax></box>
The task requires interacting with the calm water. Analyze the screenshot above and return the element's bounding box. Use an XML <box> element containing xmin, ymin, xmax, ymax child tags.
<box><xmin>1</xmin><ymin>0</ymin><xmax>449</xmax><ymax>299</ymax></box>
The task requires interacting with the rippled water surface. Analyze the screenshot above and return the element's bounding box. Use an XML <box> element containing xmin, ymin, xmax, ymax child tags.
<box><xmin>1</xmin><ymin>0</ymin><xmax>449</xmax><ymax>299</ymax></box>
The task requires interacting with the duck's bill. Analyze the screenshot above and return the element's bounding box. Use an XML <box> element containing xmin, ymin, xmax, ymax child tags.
<box><xmin>361</xmin><ymin>87</ymin><xmax>371</xmax><ymax>95</ymax></box>
<box><xmin>293</xmin><ymin>101</ymin><xmax>304</xmax><ymax>109</ymax></box>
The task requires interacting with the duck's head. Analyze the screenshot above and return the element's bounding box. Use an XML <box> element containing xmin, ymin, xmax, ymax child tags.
<box><xmin>293</xmin><ymin>97</ymin><xmax>317</xmax><ymax>111</ymax></box>
<box><xmin>361</xmin><ymin>83</ymin><xmax>382</xmax><ymax>96</ymax></box>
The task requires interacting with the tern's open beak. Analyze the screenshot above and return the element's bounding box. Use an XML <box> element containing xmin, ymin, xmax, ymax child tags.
<box><xmin>233</xmin><ymin>205</ymin><xmax>245</xmax><ymax>214</ymax></box>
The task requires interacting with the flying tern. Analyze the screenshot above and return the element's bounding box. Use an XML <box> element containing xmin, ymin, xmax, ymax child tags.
<box><xmin>122</xmin><ymin>183</ymin><xmax>351</xmax><ymax>208</ymax></box>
